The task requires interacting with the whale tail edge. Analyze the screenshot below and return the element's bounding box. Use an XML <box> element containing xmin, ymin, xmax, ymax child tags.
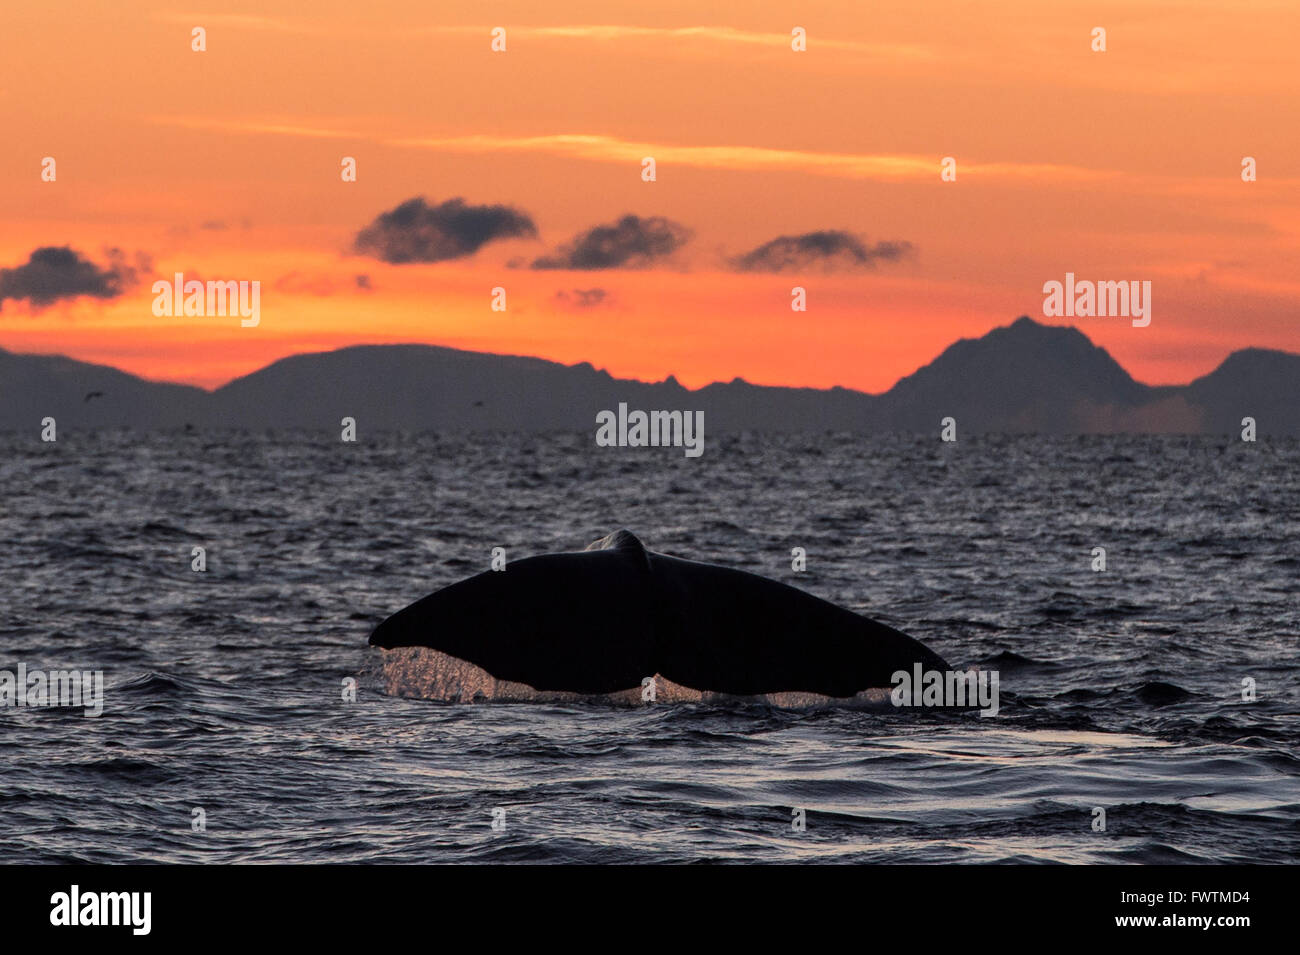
<box><xmin>584</xmin><ymin>528</ymin><xmax>651</xmax><ymax>570</ymax></box>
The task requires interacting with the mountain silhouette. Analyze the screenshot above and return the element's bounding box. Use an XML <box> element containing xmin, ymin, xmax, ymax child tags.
<box><xmin>876</xmin><ymin>317</ymin><xmax>1154</xmax><ymax>432</ymax></box>
<box><xmin>1183</xmin><ymin>348</ymin><xmax>1300</xmax><ymax>435</ymax></box>
<box><xmin>2</xmin><ymin>317</ymin><xmax>1296</xmax><ymax>435</ymax></box>
<box><xmin>0</xmin><ymin>349</ymin><xmax>208</xmax><ymax>429</ymax></box>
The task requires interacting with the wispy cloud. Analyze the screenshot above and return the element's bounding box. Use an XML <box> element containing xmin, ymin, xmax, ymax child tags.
<box><xmin>391</xmin><ymin>132</ymin><xmax>1112</xmax><ymax>184</ymax></box>
<box><xmin>428</xmin><ymin>24</ymin><xmax>936</xmax><ymax>60</ymax></box>
<box><xmin>274</xmin><ymin>270</ymin><xmax>375</xmax><ymax>296</ymax></box>
<box><xmin>555</xmin><ymin>288</ymin><xmax>610</xmax><ymax>309</ymax></box>
<box><xmin>146</xmin><ymin>116</ymin><xmax>1117</xmax><ymax>184</ymax></box>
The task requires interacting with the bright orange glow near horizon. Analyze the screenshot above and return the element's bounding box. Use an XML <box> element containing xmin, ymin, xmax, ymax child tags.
<box><xmin>2</xmin><ymin>1</ymin><xmax>1298</xmax><ymax>392</ymax></box>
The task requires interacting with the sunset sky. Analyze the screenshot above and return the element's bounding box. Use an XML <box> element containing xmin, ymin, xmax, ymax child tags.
<box><xmin>2</xmin><ymin>0</ymin><xmax>1297</xmax><ymax>391</ymax></box>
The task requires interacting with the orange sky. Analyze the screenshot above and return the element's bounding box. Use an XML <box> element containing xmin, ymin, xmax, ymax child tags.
<box><xmin>2</xmin><ymin>0</ymin><xmax>1298</xmax><ymax>391</ymax></box>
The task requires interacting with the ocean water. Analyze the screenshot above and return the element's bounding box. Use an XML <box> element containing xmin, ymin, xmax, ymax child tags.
<box><xmin>1</xmin><ymin>430</ymin><xmax>1297</xmax><ymax>863</ymax></box>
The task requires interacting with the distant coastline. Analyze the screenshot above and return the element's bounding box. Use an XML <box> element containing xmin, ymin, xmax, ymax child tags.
<box><xmin>2</xmin><ymin>317</ymin><xmax>1297</xmax><ymax>435</ymax></box>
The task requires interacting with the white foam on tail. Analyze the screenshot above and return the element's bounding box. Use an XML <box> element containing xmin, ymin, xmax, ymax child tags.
<box><xmin>375</xmin><ymin>647</ymin><xmax>895</xmax><ymax>708</ymax></box>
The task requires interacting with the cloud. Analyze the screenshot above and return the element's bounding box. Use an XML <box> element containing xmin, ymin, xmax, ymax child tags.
<box><xmin>554</xmin><ymin>288</ymin><xmax>609</xmax><ymax>309</ymax></box>
<box><xmin>390</xmin><ymin>133</ymin><xmax>1117</xmax><ymax>185</ymax></box>
<box><xmin>150</xmin><ymin>119</ymin><xmax>1120</xmax><ymax>186</ymax></box>
<box><xmin>425</xmin><ymin>25</ymin><xmax>936</xmax><ymax>61</ymax></box>
<box><xmin>531</xmin><ymin>215</ymin><xmax>691</xmax><ymax>270</ymax></box>
<box><xmin>0</xmin><ymin>246</ymin><xmax>147</xmax><ymax>310</ymax></box>
<box><xmin>729</xmin><ymin>231</ymin><xmax>913</xmax><ymax>273</ymax></box>
<box><xmin>353</xmin><ymin>197</ymin><xmax>537</xmax><ymax>264</ymax></box>
<box><xmin>270</xmin><ymin>271</ymin><xmax>375</xmax><ymax>296</ymax></box>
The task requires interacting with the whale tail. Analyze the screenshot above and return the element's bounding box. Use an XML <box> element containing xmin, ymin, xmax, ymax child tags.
<box><xmin>370</xmin><ymin>530</ymin><xmax>953</xmax><ymax>699</ymax></box>
<box><xmin>584</xmin><ymin>528</ymin><xmax>652</xmax><ymax>570</ymax></box>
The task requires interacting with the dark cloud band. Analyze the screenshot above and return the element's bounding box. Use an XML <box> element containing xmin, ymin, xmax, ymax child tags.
<box><xmin>730</xmin><ymin>231</ymin><xmax>913</xmax><ymax>273</ymax></box>
<box><xmin>354</xmin><ymin>197</ymin><xmax>537</xmax><ymax>264</ymax></box>
<box><xmin>531</xmin><ymin>215</ymin><xmax>691</xmax><ymax>270</ymax></box>
<box><xmin>554</xmin><ymin>288</ymin><xmax>609</xmax><ymax>308</ymax></box>
<box><xmin>0</xmin><ymin>246</ymin><xmax>145</xmax><ymax>310</ymax></box>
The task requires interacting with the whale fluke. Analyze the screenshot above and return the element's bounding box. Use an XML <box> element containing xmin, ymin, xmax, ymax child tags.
<box><xmin>584</xmin><ymin>528</ymin><xmax>652</xmax><ymax>568</ymax></box>
<box><xmin>370</xmin><ymin>530</ymin><xmax>951</xmax><ymax>699</ymax></box>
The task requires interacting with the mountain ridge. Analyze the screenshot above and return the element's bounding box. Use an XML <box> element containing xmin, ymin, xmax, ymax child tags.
<box><xmin>2</xmin><ymin>317</ymin><xmax>1297</xmax><ymax>435</ymax></box>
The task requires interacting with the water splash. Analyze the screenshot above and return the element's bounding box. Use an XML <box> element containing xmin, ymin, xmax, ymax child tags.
<box><xmin>374</xmin><ymin>646</ymin><xmax>896</xmax><ymax>708</ymax></box>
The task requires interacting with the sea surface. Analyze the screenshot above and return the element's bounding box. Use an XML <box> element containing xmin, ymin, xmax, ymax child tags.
<box><xmin>1</xmin><ymin>431</ymin><xmax>1297</xmax><ymax>863</ymax></box>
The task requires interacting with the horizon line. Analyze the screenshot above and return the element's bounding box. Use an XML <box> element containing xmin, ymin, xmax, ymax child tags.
<box><xmin>3</xmin><ymin>315</ymin><xmax>1296</xmax><ymax>397</ymax></box>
